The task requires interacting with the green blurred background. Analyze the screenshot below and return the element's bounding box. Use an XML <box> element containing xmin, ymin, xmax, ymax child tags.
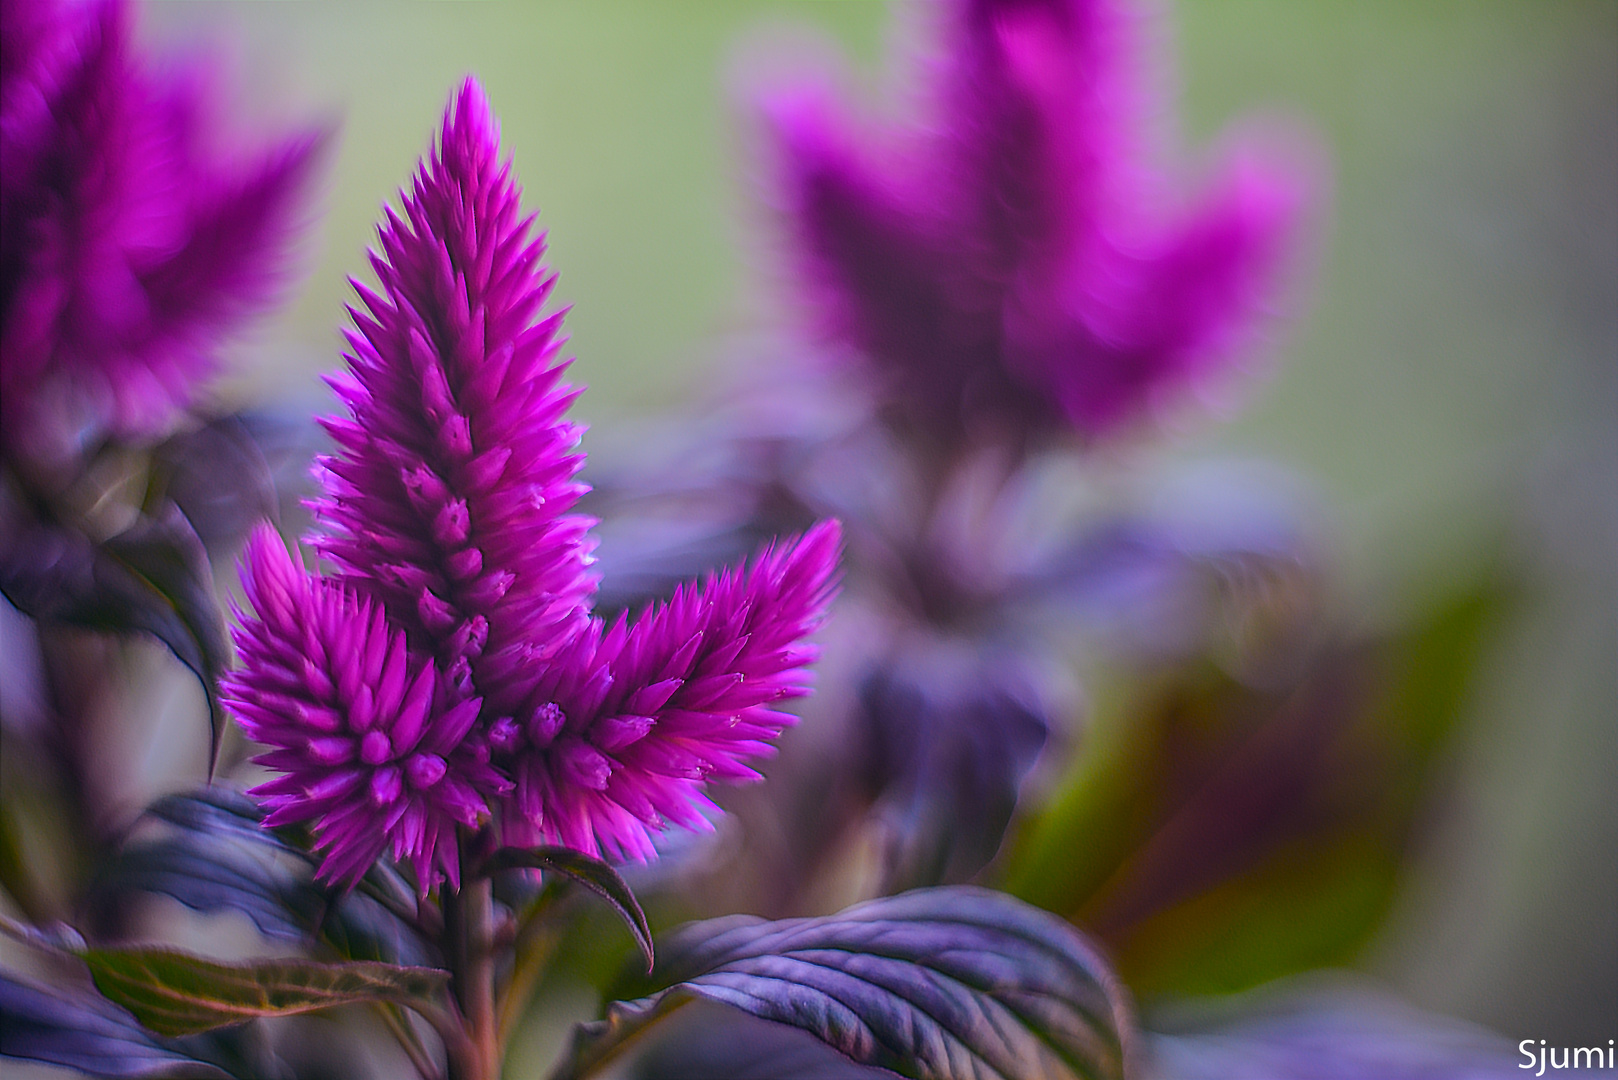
<box><xmin>139</xmin><ymin>0</ymin><xmax>1615</xmax><ymax>1049</ymax></box>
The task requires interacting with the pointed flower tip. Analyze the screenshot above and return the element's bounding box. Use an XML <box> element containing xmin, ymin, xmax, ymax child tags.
<box><xmin>804</xmin><ymin>516</ymin><xmax>844</xmax><ymax>553</ymax></box>
<box><xmin>270</xmin><ymin>121</ymin><xmax>338</xmax><ymax>197</ymax></box>
<box><xmin>795</xmin><ymin>518</ymin><xmax>845</xmax><ymax>593</ymax></box>
<box><xmin>445</xmin><ymin>75</ymin><xmax>498</xmax><ymax>159</ymax></box>
<box><xmin>240</xmin><ymin>522</ymin><xmax>299</xmax><ymax>602</ymax></box>
<box><xmin>757</xmin><ymin>67</ymin><xmax>879</xmax><ymax>188</ymax></box>
<box><xmin>757</xmin><ymin>68</ymin><xmax>835</xmax><ymax>134</ymax></box>
<box><xmin>1167</xmin><ymin>130</ymin><xmax>1320</xmax><ymax>337</ymax></box>
<box><xmin>1224</xmin><ymin>131</ymin><xmax>1322</xmax><ymax>244</ymax></box>
<box><xmin>454</xmin><ymin>74</ymin><xmax>492</xmax><ymax>118</ymax></box>
<box><xmin>732</xmin><ymin>16</ymin><xmax>850</xmax><ymax>119</ymax></box>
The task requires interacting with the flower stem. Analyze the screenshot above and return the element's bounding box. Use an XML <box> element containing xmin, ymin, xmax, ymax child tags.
<box><xmin>445</xmin><ymin>863</ymin><xmax>499</xmax><ymax>1080</ymax></box>
<box><xmin>496</xmin><ymin>887</ymin><xmax>564</xmax><ymax>1055</ymax></box>
<box><xmin>375</xmin><ymin>1002</ymin><xmax>444</xmax><ymax>1080</ymax></box>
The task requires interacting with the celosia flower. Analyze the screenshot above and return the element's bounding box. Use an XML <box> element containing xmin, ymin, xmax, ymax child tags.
<box><xmin>0</xmin><ymin>0</ymin><xmax>320</xmax><ymax>464</ymax></box>
<box><xmin>309</xmin><ymin>76</ymin><xmax>594</xmax><ymax>701</ymax></box>
<box><xmin>761</xmin><ymin>0</ymin><xmax>1307</xmax><ymax>444</ymax></box>
<box><xmin>493</xmin><ymin>518</ymin><xmax>842</xmax><ymax>861</ymax></box>
<box><xmin>227</xmin><ymin>79</ymin><xmax>840</xmax><ymax>887</ymax></box>
<box><xmin>224</xmin><ymin>527</ymin><xmax>500</xmax><ymax>889</ymax></box>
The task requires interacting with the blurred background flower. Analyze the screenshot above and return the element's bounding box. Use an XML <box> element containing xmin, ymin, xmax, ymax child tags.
<box><xmin>0</xmin><ymin>0</ymin><xmax>321</xmax><ymax>477</ymax></box>
<box><xmin>753</xmin><ymin>0</ymin><xmax>1307</xmax><ymax>448</ymax></box>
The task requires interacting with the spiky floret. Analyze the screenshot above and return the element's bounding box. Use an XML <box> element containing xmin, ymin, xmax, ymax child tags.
<box><xmin>495</xmin><ymin>519</ymin><xmax>842</xmax><ymax>861</ymax></box>
<box><xmin>762</xmin><ymin>0</ymin><xmax>1306</xmax><ymax>444</ymax></box>
<box><xmin>0</xmin><ymin>0</ymin><xmax>320</xmax><ymax>463</ymax></box>
<box><xmin>224</xmin><ymin>526</ymin><xmax>505</xmax><ymax>891</ymax></box>
<box><xmin>233</xmin><ymin>78</ymin><xmax>842</xmax><ymax>879</ymax></box>
<box><xmin>309</xmin><ymin>78</ymin><xmax>593</xmax><ymax>708</ymax></box>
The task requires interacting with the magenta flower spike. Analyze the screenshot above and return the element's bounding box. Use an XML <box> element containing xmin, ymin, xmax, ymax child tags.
<box><xmin>494</xmin><ymin>518</ymin><xmax>843</xmax><ymax>861</ymax></box>
<box><xmin>228</xmin><ymin>79</ymin><xmax>840</xmax><ymax>887</ymax></box>
<box><xmin>309</xmin><ymin>77</ymin><xmax>594</xmax><ymax>699</ymax></box>
<box><xmin>224</xmin><ymin>526</ymin><xmax>500</xmax><ymax>891</ymax></box>
<box><xmin>762</xmin><ymin>0</ymin><xmax>1308</xmax><ymax>444</ymax></box>
<box><xmin>0</xmin><ymin>0</ymin><xmax>322</xmax><ymax>464</ymax></box>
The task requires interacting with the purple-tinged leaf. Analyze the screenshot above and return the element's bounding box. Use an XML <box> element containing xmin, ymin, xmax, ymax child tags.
<box><xmin>100</xmin><ymin>504</ymin><xmax>231</xmax><ymax>770</ymax></box>
<box><xmin>97</xmin><ymin>838</ymin><xmax>319</xmax><ymax>944</ymax></box>
<box><xmin>556</xmin><ymin>886</ymin><xmax>1135</xmax><ymax>1080</ymax></box>
<box><xmin>629</xmin><ymin>1001</ymin><xmax>898</xmax><ymax>1080</ymax></box>
<box><xmin>147</xmin><ymin>415</ymin><xmax>282</xmax><ymax>557</ymax></box>
<box><xmin>1009</xmin><ymin>476</ymin><xmax>1319</xmax><ymax>664</ymax></box>
<box><xmin>0</xmin><ymin>502</ymin><xmax>229</xmax><ymax>768</ymax></box>
<box><xmin>151</xmin><ymin>786</ymin><xmax>424</xmax><ymax>922</ymax></box>
<box><xmin>1145</xmin><ymin>980</ymin><xmax>1545</xmax><ymax>1080</ymax></box>
<box><xmin>96</xmin><ymin>788</ymin><xmax>432</xmax><ymax>967</ymax></box>
<box><xmin>0</xmin><ymin>971</ymin><xmax>230</xmax><ymax>1079</ymax></box>
<box><xmin>855</xmin><ymin>640</ymin><xmax>1050</xmax><ymax>891</ymax></box>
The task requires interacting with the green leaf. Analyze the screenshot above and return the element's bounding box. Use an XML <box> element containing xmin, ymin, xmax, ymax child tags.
<box><xmin>998</xmin><ymin>572</ymin><xmax>1510</xmax><ymax>1000</ymax></box>
<box><xmin>486</xmin><ymin>846</ymin><xmax>653</xmax><ymax>972</ymax></box>
<box><xmin>553</xmin><ymin>886</ymin><xmax>1135</xmax><ymax>1080</ymax></box>
<box><xmin>80</xmin><ymin>948</ymin><xmax>450</xmax><ymax>1038</ymax></box>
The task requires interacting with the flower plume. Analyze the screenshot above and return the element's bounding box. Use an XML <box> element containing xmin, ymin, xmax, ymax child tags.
<box><xmin>760</xmin><ymin>0</ymin><xmax>1309</xmax><ymax>444</ymax></box>
<box><xmin>309</xmin><ymin>77</ymin><xmax>593</xmax><ymax>704</ymax></box>
<box><xmin>497</xmin><ymin>519</ymin><xmax>842</xmax><ymax>861</ymax></box>
<box><xmin>227</xmin><ymin>78</ymin><xmax>840</xmax><ymax>888</ymax></box>
<box><xmin>0</xmin><ymin>0</ymin><xmax>323</xmax><ymax>464</ymax></box>
<box><xmin>224</xmin><ymin>526</ymin><xmax>500</xmax><ymax>890</ymax></box>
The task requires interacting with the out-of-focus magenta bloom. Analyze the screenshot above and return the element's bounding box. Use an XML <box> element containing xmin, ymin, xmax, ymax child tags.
<box><xmin>0</xmin><ymin>0</ymin><xmax>319</xmax><ymax>463</ymax></box>
<box><xmin>228</xmin><ymin>79</ymin><xmax>840</xmax><ymax>884</ymax></box>
<box><xmin>224</xmin><ymin>527</ymin><xmax>501</xmax><ymax>891</ymax></box>
<box><xmin>762</xmin><ymin>0</ymin><xmax>1307</xmax><ymax>443</ymax></box>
